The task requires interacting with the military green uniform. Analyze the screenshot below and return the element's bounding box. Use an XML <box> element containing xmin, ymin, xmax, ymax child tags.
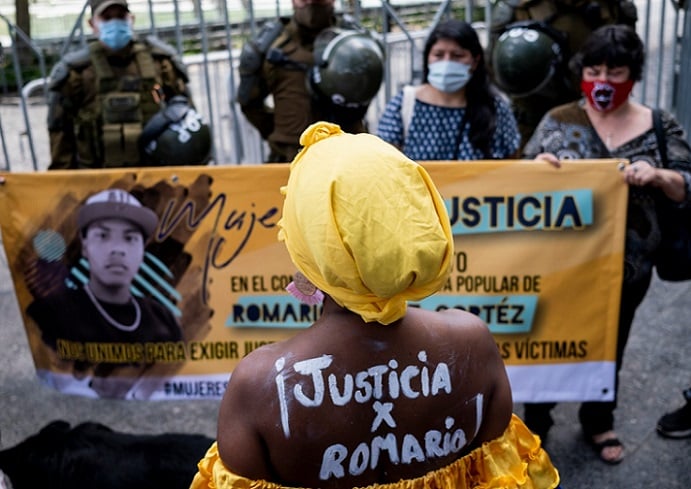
<box><xmin>237</xmin><ymin>18</ymin><xmax>368</xmax><ymax>163</ymax></box>
<box><xmin>488</xmin><ymin>0</ymin><xmax>637</xmax><ymax>147</ymax></box>
<box><xmin>47</xmin><ymin>36</ymin><xmax>190</xmax><ymax>169</ymax></box>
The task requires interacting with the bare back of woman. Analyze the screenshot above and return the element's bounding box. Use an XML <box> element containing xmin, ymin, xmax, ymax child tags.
<box><xmin>216</xmin><ymin>300</ymin><xmax>513</xmax><ymax>488</ymax></box>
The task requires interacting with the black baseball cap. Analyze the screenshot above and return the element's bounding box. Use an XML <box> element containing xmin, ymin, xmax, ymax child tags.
<box><xmin>90</xmin><ymin>0</ymin><xmax>129</xmax><ymax>17</ymax></box>
<box><xmin>77</xmin><ymin>189</ymin><xmax>158</xmax><ymax>239</ymax></box>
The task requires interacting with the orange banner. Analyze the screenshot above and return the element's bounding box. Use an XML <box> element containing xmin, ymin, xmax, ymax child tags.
<box><xmin>0</xmin><ymin>159</ymin><xmax>627</xmax><ymax>401</ymax></box>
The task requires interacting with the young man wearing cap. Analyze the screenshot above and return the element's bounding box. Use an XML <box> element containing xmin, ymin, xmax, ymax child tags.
<box><xmin>46</xmin><ymin>0</ymin><xmax>194</xmax><ymax>169</ymax></box>
<box><xmin>26</xmin><ymin>189</ymin><xmax>183</xmax><ymax>399</ymax></box>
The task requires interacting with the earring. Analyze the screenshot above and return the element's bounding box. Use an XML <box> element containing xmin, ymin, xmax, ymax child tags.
<box><xmin>286</xmin><ymin>271</ymin><xmax>324</xmax><ymax>305</ymax></box>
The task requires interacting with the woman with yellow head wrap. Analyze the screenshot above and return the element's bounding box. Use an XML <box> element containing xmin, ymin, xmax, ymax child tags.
<box><xmin>279</xmin><ymin>122</ymin><xmax>453</xmax><ymax>324</ymax></box>
<box><xmin>191</xmin><ymin>123</ymin><xmax>560</xmax><ymax>489</ymax></box>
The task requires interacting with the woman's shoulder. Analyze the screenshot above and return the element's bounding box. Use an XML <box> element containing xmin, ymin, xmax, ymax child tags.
<box><xmin>378</xmin><ymin>91</ymin><xmax>405</xmax><ymax>138</ymax></box>
<box><xmin>492</xmin><ymin>92</ymin><xmax>511</xmax><ymax>110</ymax></box>
<box><xmin>491</xmin><ymin>94</ymin><xmax>514</xmax><ymax>120</ymax></box>
<box><xmin>385</xmin><ymin>89</ymin><xmax>405</xmax><ymax>109</ymax></box>
<box><xmin>653</xmin><ymin>105</ymin><xmax>685</xmax><ymax>129</ymax></box>
<box><xmin>544</xmin><ymin>100</ymin><xmax>584</xmax><ymax>120</ymax></box>
<box><xmin>406</xmin><ymin>307</ymin><xmax>495</xmax><ymax>348</ymax></box>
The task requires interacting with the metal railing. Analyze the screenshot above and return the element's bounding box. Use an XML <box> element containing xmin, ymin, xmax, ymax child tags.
<box><xmin>0</xmin><ymin>13</ymin><xmax>49</xmax><ymax>171</ymax></box>
<box><xmin>0</xmin><ymin>0</ymin><xmax>687</xmax><ymax>170</ymax></box>
<box><xmin>673</xmin><ymin>0</ymin><xmax>691</xmax><ymax>135</ymax></box>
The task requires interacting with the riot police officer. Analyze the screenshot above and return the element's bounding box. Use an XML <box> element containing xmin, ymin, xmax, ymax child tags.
<box><xmin>488</xmin><ymin>0</ymin><xmax>637</xmax><ymax>147</ymax></box>
<box><xmin>236</xmin><ymin>0</ymin><xmax>384</xmax><ymax>163</ymax></box>
<box><xmin>47</xmin><ymin>0</ymin><xmax>209</xmax><ymax>169</ymax></box>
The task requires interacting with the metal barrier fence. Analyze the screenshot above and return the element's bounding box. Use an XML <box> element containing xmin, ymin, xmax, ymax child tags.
<box><xmin>673</xmin><ymin>0</ymin><xmax>691</xmax><ymax>136</ymax></box>
<box><xmin>0</xmin><ymin>0</ymin><xmax>687</xmax><ymax>170</ymax></box>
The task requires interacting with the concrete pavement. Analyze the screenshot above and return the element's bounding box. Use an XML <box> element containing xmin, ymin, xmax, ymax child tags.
<box><xmin>0</xmin><ymin>100</ymin><xmax>689</xmax><ymax>488</ymax></box>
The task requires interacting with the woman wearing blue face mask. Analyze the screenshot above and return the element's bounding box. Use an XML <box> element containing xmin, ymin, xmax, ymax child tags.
<box><xmin>377</xmin><ymin>19</ymin><xmax>520</xmax><ymax>161</ymax></box>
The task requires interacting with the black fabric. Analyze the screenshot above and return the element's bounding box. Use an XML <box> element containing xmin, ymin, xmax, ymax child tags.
<box><xmin>0</xmin><ymin>420</ymin><xmax>213</xmax><ymax>489</ymax></box>
<box><xmin>652</xmin><ymin>108</ymin><xmax>691</xmax><ymax>282</ymax></box>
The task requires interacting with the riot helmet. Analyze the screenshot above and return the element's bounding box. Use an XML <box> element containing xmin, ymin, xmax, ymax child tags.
<box><xmin>139</xmin><ymin>96</ymin><xmax>212</xmax><ymax>166</ymax></box>
<box><xmin>309</xmin><ymin>28</ymin><xmax>385</xmax><ymax>107</ymax></box>
<box><xmin>491</xmin><ymin>23</ymin><xmax>565</xmax><ymax>98</ymax></box>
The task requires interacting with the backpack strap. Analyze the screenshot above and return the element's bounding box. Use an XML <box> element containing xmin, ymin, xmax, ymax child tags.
<box><xmin>652</xmin><ymin>108</ymin><xmax>668</xmax><ymax>167</ymax></box>
<box><xmin>401</xmin><ymin>85</ymin><xmax>417</xmax><ymax>141</ymax></box>
<box><xmin>132</xmin><ymin>42</ymin><xmax>158</xmax><ymax>81</ymax></box>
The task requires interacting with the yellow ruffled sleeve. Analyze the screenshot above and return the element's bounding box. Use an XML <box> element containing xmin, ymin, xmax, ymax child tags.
<box><xmin>191</xmin><ymin>443</ymin><xmax>290</xmax><ymax>489</ymax></box>
<box><xmin>189</xmin><ymin>415</ymin><xmax>559</xmax><ymax>489</ymax></box>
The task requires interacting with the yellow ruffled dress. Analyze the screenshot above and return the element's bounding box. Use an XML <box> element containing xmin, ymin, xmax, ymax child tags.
<box><xmin>190</xmin><ymin>414</ymin><xmax>560</xmax><ymax>489</ymax></box>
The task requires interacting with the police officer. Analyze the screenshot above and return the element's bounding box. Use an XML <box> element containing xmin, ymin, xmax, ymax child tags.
<box><xmin>47</xmin><ymin>0</ymin><xmax>198</xmax><ymax>169</ymax></box>
<box><xmin>236</xmin><ymin>0</ymin><xmax>383</xmax><ymax>163</ymax></box>
<box><xmin>488</xmin><ymin>0</ymin><xmax>638</xmax><ymax>147</ymax></box>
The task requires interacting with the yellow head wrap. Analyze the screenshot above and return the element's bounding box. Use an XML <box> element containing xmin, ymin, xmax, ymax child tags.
<box><xmin>278</xmin><ymin>122</ymin><xmax>453</xmax><ymax>324</ymax></box>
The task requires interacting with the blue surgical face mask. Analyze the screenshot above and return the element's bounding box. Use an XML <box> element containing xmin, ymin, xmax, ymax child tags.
<box><xmin>98</xmin><ymin>18</ymin><xmax>133</xmax><ymax>51</ymax></box>
<box><xmin>428</xmin><ymin>60</ymin><xmax>472</xmax><ymax>93</ymax></box>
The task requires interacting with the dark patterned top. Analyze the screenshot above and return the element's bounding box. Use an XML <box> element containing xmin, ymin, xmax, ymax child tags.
<box><xmin>376</xmin><ymin>91</ymin><xmax>520</xmax><ymax>161</ymax></box>
<box><xmin>523</xmin><ymin>100</ymin><xmax>691</xmax><ymax>285</ymax></box>
<box><xmin>27</xmin><ymin>285</ymin><xmax>182</xmax><ymax>373</ymax></box>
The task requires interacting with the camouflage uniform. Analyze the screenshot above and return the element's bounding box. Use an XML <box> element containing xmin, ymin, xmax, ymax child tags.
<box><xmin>237</xmin><ymin>17</ymin><xmax>368</xmax><ymax>163</ymax></box>
<box><xmin>47</xmin><ymin>36</ymin><xmax>190</xmax><ymax>169</ymax></box>
<box><xmin>488</xmin><ymin>0</ymin><xmax>638</xmax><ymax>146</ymax></box>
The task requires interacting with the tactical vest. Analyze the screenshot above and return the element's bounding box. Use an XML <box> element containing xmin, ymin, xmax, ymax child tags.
<box><xmin>77</xmin><ymin>41</ymin><xmax>162</xmax><ymax>167</ymax></box>
<box><xmin>512</xmin><ymin>0</ymin><xmax>618</xmax><ymax>24</ymax></box>
<box><xmin>509</xmin><ymin>0</ymin><xmax>637</xmax><ymax>55</ymax></box>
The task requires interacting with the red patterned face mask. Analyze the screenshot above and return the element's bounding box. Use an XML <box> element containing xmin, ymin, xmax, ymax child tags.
<box><xmin>581</xmin><ymin>79</ymin><xmax>634</xmax><ymax>112</ymax></box>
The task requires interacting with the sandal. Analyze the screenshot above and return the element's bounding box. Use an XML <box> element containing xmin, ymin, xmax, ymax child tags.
<box><xmin>586</xmin><ymin>433</ymin><xmax>625</xmax><ymax>465</ymax></box>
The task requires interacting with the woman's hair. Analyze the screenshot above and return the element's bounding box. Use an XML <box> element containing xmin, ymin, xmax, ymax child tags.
<box><xmin>422</xmin><ymin>19</ymin><xmax>496</xmax><ymax>157</ymax></box>
<box><xmin>569</xmin><ymin>24</ymin><xmax>645</xmax><ymax>81</ymax></box>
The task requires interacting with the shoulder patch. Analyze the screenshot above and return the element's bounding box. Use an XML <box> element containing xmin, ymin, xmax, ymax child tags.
<box><xmin>48</xmin><ymin>46</ymin><xmax>91</xmax><ymax>90</ymax></box>
<box><xmin>62</xmin><ymin>46</ymin><xmax>91</xmax><ymax>69</ymax></box>
<box><xmin>143</xmin><ymin>35</ymin><xmax>188</xmax><ymax>81</ymax></box>
<box><xmin>144</xmin><ymin>35</ymin><xmax>179</xmax><ymax>58</ymax></box>
<box><xmin>255</xmin><ymin>19</ymin><xmax>288</xmax><ymax>53</ymax></box>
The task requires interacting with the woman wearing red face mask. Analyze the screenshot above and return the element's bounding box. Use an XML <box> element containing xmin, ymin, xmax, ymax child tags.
<box><xmin>523</xmin><ymin>24</ymin><xmax>691</xmax><ymax>465</ymax></box>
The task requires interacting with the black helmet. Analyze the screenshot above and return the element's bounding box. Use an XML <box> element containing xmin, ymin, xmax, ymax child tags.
<box><xmin>140</xmin><ymin>96</ymin><xmax>212</xmax><ymax>166</ymax></box>
<box><xmin>491</xmin><ymin>24</ymin><xmax>564</xmax><ymax>98</ymax></box>
<box><xmin>309</xmin><ymin>28</ymin><xmax>385</xmax><ymax>107</ymax></box>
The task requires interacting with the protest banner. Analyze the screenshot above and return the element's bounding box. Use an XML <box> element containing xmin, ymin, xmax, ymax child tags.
<box><xmin>0</xmin><ymin>159</ymin><xmax>627</xmax><ymax>401</ymax></box>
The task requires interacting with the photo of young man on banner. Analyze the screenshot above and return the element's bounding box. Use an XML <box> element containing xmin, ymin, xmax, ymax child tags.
<box><xmin>0</xmin><ymin>171</ymin><xmax>226</xmax><ymax>399</ymax></box>
<box><xmin>25</xmin><ymin>188</ymin><xmax>184</xmax><ymax>399</ymax></box>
